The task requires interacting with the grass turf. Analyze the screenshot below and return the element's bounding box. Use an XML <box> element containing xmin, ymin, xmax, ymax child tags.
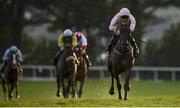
<box><xmin>0</xmin><ymin>79</ymin><xmax>180</xmax><ymax>107</ymax></box>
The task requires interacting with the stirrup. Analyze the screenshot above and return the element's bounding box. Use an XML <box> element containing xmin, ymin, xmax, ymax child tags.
<box><xmin>88</xmin><ymin>62</ymin><xmax>92</xmax><ymax>66</ymax></box>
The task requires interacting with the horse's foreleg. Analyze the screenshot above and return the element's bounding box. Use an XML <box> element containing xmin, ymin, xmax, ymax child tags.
<box><xmin>1</xmin><ymin>81</ymin><xmax>7</xmax><ymax>100</ymax></box>
<box><xmin>75</xmin><ymin>81</ymin><xmax>78</xmax><ymax>95</ymax></box>
<box><xmin>56</xmin><ymin>75</ymin><xmax>61</xmax><ymax>97</ymax></box>
<box><xmin>15</xmin><ymin>81</ymin><xmax>20</xmax><ymax>98</ymax></box>
<box><xmin>7</xmin><ymin>83</ymin><xmax>12</xmax><ymax>100</ymax></box>
<box><xmin>9</xmin><ymin>83</ymin><xmax>14</xmax><ymax>100</ymax></box>
<box><xmin>71</xmin><ymin>78</ymin><xmax>77</xmax><ymax>98</ymax></box>
<box><xmin>67</xmin><ymin>79</ymin><xmax>72</xmax><ymax>98</ymax></box>
<box><xmin>115</xmin><ymin>75</ymin><xmax>122</xmax><ymax>99</ymax></box>
<box><xmin>79</xmin><ymin>79</ymin><xmax>85</xmax><ymax>98</ymax></box>
<box><xmin>124</xmin><ymin>69</ymin><xmax>131</xmax><ymax>100</ymax></box>
<box><xmin>109</xmin><ymin>72</ymin><xmax>115</xmax><ymax>95</ymax></box>
<box><xmin>61</xmin><ymin>78</ymin><xmax>67</xmax><ymax>98</ymax></box>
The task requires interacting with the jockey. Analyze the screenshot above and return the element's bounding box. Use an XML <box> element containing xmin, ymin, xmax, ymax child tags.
<box><xmin>0</xmin><ymin>45</ymin><xmax>23</xmax><ymax>73</ymax></box>
<box><xmin>107</xmin><ymin>7</ymin><xmax>139</xmax><ymax>57</ymax></box>
<box><xmin>52</xmin><ymin>29</ymin><xmax>79</xmax><ymax>65</ymax></box>
<box><xmin>75</xmin><ymin>31</ymin><xmax>92</xmax><ymax>66</ymax></box>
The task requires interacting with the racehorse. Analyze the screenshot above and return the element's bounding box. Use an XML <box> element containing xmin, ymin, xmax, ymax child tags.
<box><xmin>107</xmin><ymin>24</ymin><xmax>135</xmax><ymax>100</ymax></box>
<box><xmin>56</xmin><ymin>37</ymin><xmax>78</xmax><ymax>98</ymax></box>
<box><xmin>1</xmin><ymin>53</ymin><xmax>20</xmax><ymax>100</ymax></box>
<box><xmin>74</xmin><ymin>47</ymin><xmax>88</xmax><ymax>98</ymax></box>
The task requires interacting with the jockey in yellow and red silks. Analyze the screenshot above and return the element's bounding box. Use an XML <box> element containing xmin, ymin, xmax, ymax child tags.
<box><xmin>52</xmin><ymin>29</ymin><xmax>79</xmax><ymax>65</ymax></box>
<box><xmin>58</xmin><ymin>30</ymin><xmax>77</xmax><ymax>49</ymax></box>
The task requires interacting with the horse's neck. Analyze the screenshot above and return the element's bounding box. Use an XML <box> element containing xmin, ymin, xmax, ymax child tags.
<box><xmin>6</xmin><ymin>62</ymin><xmax>18</xmax><ymax>74</ymax></box>
<box><xmin>115</xmin><ymin>39</ymin><xmax>122</xmax><ymax>51</ymax></box>
<box><xmin>64</xmin><ymin>48</ymin><xmax>73</xmax><ymax>56</ymax></box>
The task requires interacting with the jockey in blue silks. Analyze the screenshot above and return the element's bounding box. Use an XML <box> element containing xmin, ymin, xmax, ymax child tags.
<box><xmin>1</xmin><ymin>45</ymin><xmax>23</xmax><ymax>73</ymax></box>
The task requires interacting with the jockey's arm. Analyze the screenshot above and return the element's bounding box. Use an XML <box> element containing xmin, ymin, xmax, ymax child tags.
<box><xmin>80</xmin><ymin>35</ymin><xmax>87</xmax><ymax>51</ymax></box>
<box><xmin>17</xmin><ymin>50</ymin><xmax>23</xmax><ymax>63</ymax></box>
<box><xmin>58</xmin><ymin>34</ymin><xmax>64</xmax><ymax>48</ymax></box>
<box><xmin>130</xmin><ymin>15</ymin><xmax>136</xmax><ymax>32</ymax></box>
<box><xmin>109</xmin><ymin>13</ymin><xmax>119</xmax><ymax>33</ymax></box>
<box><xmin>2</xmin><ymin>49</ymin><xmax>10</xmax><ymax>62</ymax></box>
<box><xmin>72</xmin><ymin>35</ymin><xmax>78</xmax><ymax>48</ymax></box>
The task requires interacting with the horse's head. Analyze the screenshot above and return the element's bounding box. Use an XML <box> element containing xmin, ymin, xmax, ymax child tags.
<box><xmin>117</xmin><ymin>16</ymin><xmax>131</xmax><ymax>43</ymax></box>
<box><xmin>63</xmin><ymin>40</ymin><xmax>77</xmax><ymax>75</ymax></box>
<box><xmin>115</xmin><ymin>23</ymin><xmax>131</xmax><ymax>53</ymax></box>
<box><xmin>63</xmin><ymin>39</ymin><xmax>76</xmax><ymax>64</ymax></box>
<box><xmin>8</xmin><ymin>52</ymin><xmax>18</xmax><ymax>70</ymax></box>
<box><xmin>116</xmin><ymin>27</ymin><xmax>130</xmax><ymax>46</ymax></box>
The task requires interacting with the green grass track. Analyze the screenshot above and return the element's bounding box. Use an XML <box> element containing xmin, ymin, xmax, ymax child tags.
<box><xmin>0</xmin><ymin>79</ymin><xmax>180</xmax><ymax>107</ymax></box>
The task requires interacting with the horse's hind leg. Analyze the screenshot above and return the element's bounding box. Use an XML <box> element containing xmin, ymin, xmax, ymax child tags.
<box><xmin>109</xmin><ymin>70</ymin><xmax>115</xmax><ymax>95</ymax></box>
<box><xmin>15</xmin><ymin>81</ymin><xmax>20</xmax><ymax>98</ymax></box>
<box><xmin>67</xmin><ymin>79</ymin><xmax>72</xmax><ymax>98</ymax></box>
<box><xmin>78</xmin><ymin>79</ymin><xmax>85</xmax><ymax>98</ymax></box>
<box><xmin>71</xmin><ymin>79</ymin><xmax>77</xmax><ymax>98</ymax></box>
<box><xmin>61</xmin><ymin>78</ymin><xmax>68</xmax><ymax>98</ymax></box>
<box><xmin>124</xmin><ymin>69</ymin><xmax>131</xmax><ymax>100</ymax></box>
<box><xmin>56</xmin><ymin>75</ymin><xmax>61</xmax><ymax>97</ymax></box>
<box><xmin>115</xmin><ymin>76</ymin><xmax>122</xmax><ymax>99</ymax></box>
<box><xmin>8</xmin><ymin>83</ymin><xmax>14</xmax><ymax>100</ymax></box>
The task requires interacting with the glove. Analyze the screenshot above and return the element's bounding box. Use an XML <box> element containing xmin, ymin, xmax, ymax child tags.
<box><xmin>115</xmin><ymin>29</ymin><xmax>121</xmax><ymax>36</ymax></box>
<box><xmin>81</xmin><ymin>50</ymin><xmax>86</xmax><ymax>55</ymax></box>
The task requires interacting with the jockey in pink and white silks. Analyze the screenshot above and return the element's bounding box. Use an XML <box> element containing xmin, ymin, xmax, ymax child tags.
<box><xmin>107</xmin><ymin>8</ymin><xmax>139</xmax><ymax>57</ymax></box>
<box><xmin>75</xmin><ymin>31</ymin><xmax>92</xmax><ymax>66</ymax></box>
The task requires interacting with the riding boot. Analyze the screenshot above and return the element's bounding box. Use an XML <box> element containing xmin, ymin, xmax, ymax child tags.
<box><xmin>129</xmin><ymin>37</ymin><xmax>139</xmax><ymax>57</ymax></box>
<box><xmin>17</xmin><ymin>62</ymin><xmax>23</xmax><ymax>73</ymax></box>
<box><xmin>52</xmin><ymin>50</ymin><xmax>61</xmax><ymax>65</ymax></box>
<box><xmin>106</xmin><ymin>34</ymin><xmax>120</xmax><ymax>54</ymax></box>
<box><xmin>73</xmin><ymin>52</ymin><xmax>79</xmax><ymax>64</ymax></box>
<box><xmin>83</xmin><ymin>54</ymin><xmax>92</xmax><ymax>66</ymax></box>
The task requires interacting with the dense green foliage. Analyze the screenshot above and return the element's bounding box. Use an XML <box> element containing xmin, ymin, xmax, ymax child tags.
<box><xmin>0</xmin><ymin>80</ymin><xmax>180</xmax><ymax>106</ymax></box>
<box><xmin>141</xmin><ymin>23</ymin><xmax>180</xmax><ymax>66</ymax></box>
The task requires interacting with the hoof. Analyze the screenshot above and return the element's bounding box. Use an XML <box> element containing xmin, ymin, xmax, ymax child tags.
<box><xmin>56</xmin><ymin>93</ymin><xmax>61</xmax><ymax>97</ymax></box>
<box><xmin>78</xmin><ymin>94</ymin><xmax>82</xmax><ymax>98</ymax></box>
<box><xmin>119</xmin><ymin>96</ymin><xmax>122</xmax><ymax>100</ymax></box>
<box><xmin>109</xmin><ymin>90</ymin><xmax>115</xmax><ymax>95</ymax></box>
<box><xmin>127</xmin><ymin>87</ymin><xmax>130</xmax><ymax>91</ymax></box>
<box><xmin>16</xmin><ymin>95</ymin><xmax>20</xmax><ymax>98</ymax></box>
<box><xmin>124</xmin><ymin>98</ymin><xmax>127</xmax><ymax>100</ymax></box>
<box><xmin>9</xmin><ymin>93</ymin><xmax>13</xmax><ymax>99</ymax></box>
<box><xmin>73</xmin><ymin>94</ymin><xmax>78</xmax><ymax>98</ymax></box>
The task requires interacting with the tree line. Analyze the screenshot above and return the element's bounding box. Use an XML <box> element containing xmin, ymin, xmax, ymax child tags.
<box><xmin>0</xmin><ymin>0</ymin><xmax>180</xmax><ymax>65</ymax></box>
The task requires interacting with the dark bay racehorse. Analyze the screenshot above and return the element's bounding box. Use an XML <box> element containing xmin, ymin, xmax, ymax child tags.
<box><xmin>1</xmin><ymin>53</ymin><xmax>20</xmax><ymax>100</ymax></box>
<box><xmin>75</xmin><ymin>47</ymin><xmax>88</xmax><ymax>98</ymax></box>
<box><xmin>107</xmin><ymin>26</ymin><xmax>135</xmax><ymax>100</ymax></box>
<box><xmin>56</xmin><ymin>37</ymin><xmax>78</xmax><ymax>98</ymax></box>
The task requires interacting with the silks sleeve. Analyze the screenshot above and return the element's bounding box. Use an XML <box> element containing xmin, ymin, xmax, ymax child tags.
<box><xmin>58</xmin><ymin>34</ymin><xmax>64</xmax><ymax>47</ymax></box>
<box><xmin>72</xmin><ymin>35</ymin><xmax>78</xmax><ymax>47</ymax></box>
